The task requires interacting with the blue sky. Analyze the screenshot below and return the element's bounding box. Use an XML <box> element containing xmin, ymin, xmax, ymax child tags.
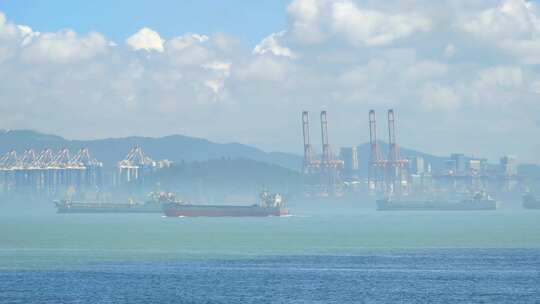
<box><xmin>0</xmin><ymin>0</ymin><xmax>540</xmax><ymax>162</ymax></box>
<box><xmin>0</xmin><ymin>0</ymin><xmax>289</xmax><ymax>45</ymax></box>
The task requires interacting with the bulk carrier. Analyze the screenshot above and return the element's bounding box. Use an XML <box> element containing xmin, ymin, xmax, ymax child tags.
<box><xmin>162</xmin><ymin>191</ymin><xmax>288</xmax><ymax>217</ymax></box>
<box><xmin>377</xmin><ymin>192</ymin><xmax>497</xmax><ymax>211</ymax></box>
<box><xmin>54</xmin><ymin>192</ymin><xmax>177</xmax><ymax>214</ymax></box>
<box><xmin>523</xmin><ymin>194</ymin><xmax>540</xmax><ymax>209</ymax></box>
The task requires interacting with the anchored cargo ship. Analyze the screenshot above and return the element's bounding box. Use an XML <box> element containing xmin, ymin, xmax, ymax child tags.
<box><xmin>54</xmin><ymin>192</ymin><xmax>176</xmax><ymax>214</ymax></box>
<box><xmin>377</xmin><ymin>192</ymin><xmax>497</xmax><ymax>211</ymax></box>
<box><xmin>523</xmin><ymin>194</ymin><xmax>540</xmax><ymax>209</ymax></box>
<box><xmin>162</xmin><ymin>191</ymin><xmax>288</xmax><ymax>217</ymax></box>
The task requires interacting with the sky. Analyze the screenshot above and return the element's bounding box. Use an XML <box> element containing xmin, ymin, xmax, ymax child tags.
<box><xmin>0</xmin><ymin>1</ymin><xmax>289</xmax><ymax>45</ymax></box>
<box><xmin>0</xmin><ymin>0</ymin><xmax>539</xmax><ymax>163</ymax></box>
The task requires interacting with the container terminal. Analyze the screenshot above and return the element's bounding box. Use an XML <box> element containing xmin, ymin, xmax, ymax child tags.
<box><xmin>0</xmin><ymin>110</ymin><xmax>536</xmax><ymax>208</ymax></box>
<box><xmin>299</xmin><ymin>109</ymin><xmax>532</xmax><ymax>209</ymax></box>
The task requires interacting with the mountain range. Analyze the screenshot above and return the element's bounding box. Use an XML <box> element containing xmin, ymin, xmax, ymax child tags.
<box><xmin>0</xmin><ymin>129</ymin><xmax>302</xmax><ymax>170</ymax></box>
<box><xmin>0</xmin><ymin>129</ymin><xmax>498</xmax><ymax>175</ymax></box>
<box><xmin>127</xmin><ymin>158</ymin><xmax>303</xmax><ymax>201</ymax></box>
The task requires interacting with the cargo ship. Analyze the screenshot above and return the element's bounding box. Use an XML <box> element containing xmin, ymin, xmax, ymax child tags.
<box><xmin>162</xmin><ymin>191</ymin><xmax>288</xmax><ymax>217</ymax></box>
<box><xmin>54</xmin><ymin>192</ymin><xmax>177</xmax><ymax>214</ymax></box>
<box><xmin>523</xmin><ymin>194</ymin><xmax>540</xmax><ymax>209</ymax></box>
<box><xmin>377</xmin><ymin>192</ymin><xmax>497</xmax><ymax>211</ymax></box>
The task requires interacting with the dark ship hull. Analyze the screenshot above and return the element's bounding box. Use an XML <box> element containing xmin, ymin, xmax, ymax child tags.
<box><xmin>377</xmin><ymin>199</ymin><xmax>497</xmax><ymax>211</ymax></box>
<box><xmin>523</xmin><ymin>195</ymin><xmax>540</xmax><ymax>209</ymax></box>
<box><xmin>162</xmin><ymin>203</ymin><xmax>288</xmax><ymax>217</ymax></box>
<box><xmin>54</xmin><ymin>201</ymin><xmax>162</xmax><ymax>213</ymax></box>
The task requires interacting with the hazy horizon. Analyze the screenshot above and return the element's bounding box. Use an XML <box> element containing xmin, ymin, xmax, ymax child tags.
<box><xmin>1</xmin><ymin>127</ymin><xmax>530</xmax><ymax>165</ymax></box>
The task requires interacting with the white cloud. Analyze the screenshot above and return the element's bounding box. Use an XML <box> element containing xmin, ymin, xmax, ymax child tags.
<box><xmin>459</xmin><ymin>0</ymin><xmax>539</xmax><ymax>40</ymax></box>
<box><xmin>0</xmin><ymin>12</ymin><xmax>16</xmax><ymax>40</ymax></box>
<box><xmin>1</xmin><ymin>4</ymin><xmax>540</xmax><ymax>162</ymax></box>
<box><xmin>17</xmin><ymin>25</ymin><xmax>40</xmax><ymax>46</ymax></box>
<box><xmin>287</xmin><ymin>0</ymin><xmax>326</xmax><ymax>44</ymax></box>
<box><xmin>166</xmin><ymin>34</ymin><xmax>208</xmax><ymax>52</ymax></box>
<box><xmin>331</xmin><ymin>1</ymin><xmax>431</xmax><ymax>46</ymax></box>
<box><xmin>500</xmin><ymin>39</ymin><xmax>540</xmax><ymax>64</ymax></box>
<box><xmin>405</xmin><ymin>61</ymin><xmax>448</xmax><ymax>80</ymax></box>
<box><xmin>126</xmin><ymin>27</ymin><xmax>164</xmax><ymax>52</ymax></box>
<box><xmin>458</xmin><ymin>0</ymin><xmax>540</xmax><ymax>64</ymax></box>
<box><xmin>476</xmin><ymin>66</ymin><xmax>523</xmax><ymax>88</ymax></box>
<box><xmin>22</xmin><ymin>30</ymin><xmax>107</xmax><ymax>64</ymax></box>
<box><xmin>0</xmin><ymin>11</ymin><xmax>39</xmax><ymax>44</ymax></box>
<box><xmin>285</xmin><ymin>0</ymin><xmax>431</xmax><ymax>47</ymax></box>
<box><xmin>444</xmin><ymin>43</ymin><xmax>456</xmax><ymax>58</ymax></box>
<box><xmin>202</xmin><ymin>61</ymin><xmax>231</xmax><ymax>94</ymax></box>
<box><xmin>202</xmin><ymin>61</ymin><xmax>230</xmax><ymax>72</ymax></box>
<box><xmin>253</xmin><ymin>31</ymin><xmax>296</xmax><ymax>58</ymax></box>
<box><xmin>212</xmin><ymin>33</ymin><xmax>236</xmax><ymax>52</ymax></box>
<box><xmin>236</xmin><ymin>56</ymin><xmax>292</xmax><ymax>82</ymax></box>
<box><xmin>529</xmin><ymin>80</ymin><xmax>540</xmax><ymax>94</ymax></box>
<box><xmin>421</xmin><ymin>84</ymin><xmax>460</xmax><ymax>110</ymax></box>
<box><xmin>162</xmin><ymin>34</ymin><xmax>214</xmax><ymax>67</ymax></box>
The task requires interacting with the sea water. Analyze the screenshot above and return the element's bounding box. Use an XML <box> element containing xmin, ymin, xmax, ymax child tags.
<box><xmin>0</xmin><ymin>200</ymin><xmax>539</xmax><ymax>303</ymax></box>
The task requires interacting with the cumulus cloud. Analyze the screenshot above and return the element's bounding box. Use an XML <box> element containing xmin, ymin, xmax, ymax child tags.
<box><xmin>0</xmin><ymin>2</ymin><xmax>540</xmax><ymax>162</ymax></box>
<box><xmin>458</xmin><ymin>0</ymin><xmax>540</xmax><ymax>64</ymax></box>
<box><xmin>444</xmin><ymin>43</ymin><xmax>456</xmax><ymax>58</ymax></box>
<box><xmin>0</xmin><ymin>12</ymin><xmax>19</xmax><ymax>40</ymax></box>
<box><xmin>286</xmin><ymin>0</ymin><xmax>431</xmax><ymax>47</ymax></box>
<box><xmin>22</xmin><ymin>30</ymin><xmax>108</xmax><ymax>64</ymax></box>
<box><xmin>459</xmin><ymin>0</ymin><xmax>538</xmax><ymax>40</ymax></box>
<box><xmin>476</xmin><ymin>66</ymin><xmax>523</xmax><ymax>88</ymax></box>
<box><xmin>166</xmin><ymin>34</ymin><xmax>208</xmax><ymax>52</ymax></box>
<box><xmin>236</xmin><ymin>56</ymin><xmax>292</xmax><ymax>82</ymax></box>
<box><xmin>164</xmin><ymin>34</ymin><xmax>213</xmax><ymax>66</ymax></box>
<box><xmin>202</xmin><ymin>61</ymin><xmax>231</xmax><ymax>94</ymax></box>
<box><xmin>287</xmin><ymin>0</ymin><xmax>326</xmax><ymax>44</ymax></box>
<box><xmin>421</xmin><ymin>84</ymin><xmax>460</xmax><ymax>110</ymax></box>
<box><xmin>253</xmin><ymin>31</ymin><xmax>296</xmax><ymax>58</ymax></box>
<box><xmin>330</xmin><ymin>1</ymin><xmax>431</xmax><ymax>46</ymax></box>
<box><xmin>126</xmin><ymin>27</ymin><xmax>164</xmax><ymax>52</ymax></box>
<box><xmin>405</xmin><ymin>61</ymin><xmax>448</xmax><ymax>80</ymax></box>
<box><xmin>0</xmin><ymin>11</ymin><xmax>40</xmax><ymax>62</ymax></box>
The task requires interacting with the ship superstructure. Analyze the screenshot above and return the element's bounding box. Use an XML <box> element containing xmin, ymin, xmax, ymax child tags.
<box><xmin>53</xmin><ymin>191</ymin><xmax>179</xmax><ymax>214</ymax></box>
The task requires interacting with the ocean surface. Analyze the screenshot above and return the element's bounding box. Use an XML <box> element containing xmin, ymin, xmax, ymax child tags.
<box><xmin>0</xmin><ymin>199</ymin><xmax>539</xmax><ymax>303</ymax></box>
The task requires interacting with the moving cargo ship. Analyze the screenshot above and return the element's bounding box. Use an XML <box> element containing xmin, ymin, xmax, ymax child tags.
<box><xmin>54</xmin><ymin>192</ymin><xmax>176</xmax><ymax>214</ymax></box>
<box><xmin>162</xmin><ymin>191</ymin><xmax>288</xmax><ymax>217</ymax></box>
<box><xmin>377</xmin><ymin>192</ymin><xmax>497</xmax><ymax>211</ymax></box>
<box><xmin>523</xmin><ymin>194</ymin><xmax>540</xmax><ymax>209</ymax></box>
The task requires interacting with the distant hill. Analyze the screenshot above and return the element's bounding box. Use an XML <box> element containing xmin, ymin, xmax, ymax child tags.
<box><xmin>354</xmin><ymin>141</ymin><xmax>447</xmax><ymax>176</ymax></box>
<box><xmin>124</xmin><ymin>158</ymin><xmax>303</xmax><ymax>201</ymax></box>
<box><xmin>4</xmin><ymin>129</ymin><xmax>526</xmax><ymax>177</ymax></box>
<box><xmin>0</xmin><ymin>130</ymin><xmax>303</xmax><ymax>170</ymax></box>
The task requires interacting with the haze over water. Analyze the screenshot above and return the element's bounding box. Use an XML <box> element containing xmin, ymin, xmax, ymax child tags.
<box><xmin>1</xmin><ymin>200</ymin><xmax>539</xmax><ymax>303</ymax></box>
